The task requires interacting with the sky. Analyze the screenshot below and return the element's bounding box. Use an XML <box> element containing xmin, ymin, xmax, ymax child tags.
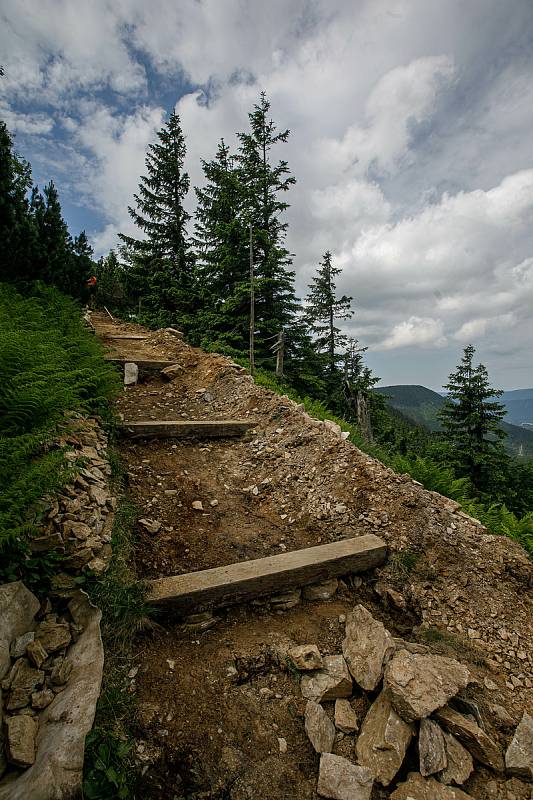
<box><xmin>2</xmin><ymin>0</ymin><xmax>533</xmax><ymax>390</ymax></box>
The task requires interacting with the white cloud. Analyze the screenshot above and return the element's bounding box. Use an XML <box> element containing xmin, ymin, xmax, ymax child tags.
<box><xmin>378</xmin><ymin>316</ymin><xmax>447</xmax><ymax>350</ymax></box>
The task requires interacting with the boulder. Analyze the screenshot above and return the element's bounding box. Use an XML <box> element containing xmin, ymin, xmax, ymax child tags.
<box><xmin>304</xmin><ymin>701</ymin><xmax>335</xmax><ymax>753</ymax></box>
<box><xmin>302</xmin><ymin>580</ymin><xmax>338</xmax><ymax>601</ymax></box>
<box><xmin>391</xmin><ymin>772</ymin><xmax>473</xmax><ymax>799</ymax></box>
<box><xmin>317</xmin><ymin>753</ymin><xmax>373</xmax><ymax>800</ymax></box>
<box><xmin>438</xmin><ymin>731</ymin><xmax>474</xmax><ymax>785</ymax></box>
<box><xmin>384</xmin><ymin>650</ymin><xmax>470</xmax><ymax>722</ymax></box>
<box><xmin>419</xmin><ymin>718</ymin><xmax>447</xmax><ymax>776</ymax></box>
<box><xmin>505</xmin><ymin>711</ymin><xmax>533</xmax><ymax>780</ymax></box>
<box><xmin>124</xmin><ymin>362</ymin><xmax>138</xmax><ymax>385</ymax></box>
<box><xmin>301</xmin><ymin>655</ymin><xmax>352</xmax><ymax>702</ymax></box>
<box><xmin>342</xmin><ymin>605</ymin><xmax>395</xmax><ymax>691</ymax></box>
<box><xmin>288</xmin><ymin>644</ymin><xmax>323</xmax><ymax>671</ymax></box>
<box><xmin>5</xmin><ymin>715</ymin><xmax>38</xmax><ymax>768</ymax></box>
<box><xmin>435</xmin><ymin>705</ymin><xmax>504</xmax><ymax>772</ymax></box>
<box><xmin>356</xmin><ymin>691</ymin><xmax>414</xmax><ymax>785</ymax></box>
<box><xmin>334</xmin><ymin>699</ymin><xmax>358</xmax><ymax>734</ymax></box>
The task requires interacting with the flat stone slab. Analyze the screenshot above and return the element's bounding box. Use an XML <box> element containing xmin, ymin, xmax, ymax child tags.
<box><xmin>119</xmin><ymin>419</ymin><xmax>256</xmax><ymax>439</ymax></box>
<box><xmin>147</xmin><ymin>535</ymin><xmax>387</xmax><ymax>613</ymax></box>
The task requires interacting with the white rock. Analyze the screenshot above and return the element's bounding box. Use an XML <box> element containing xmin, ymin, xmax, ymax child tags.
<box><xmin>505</xmin><ymin>711</ymin><xmax>533</xmax><ymax>780</ymax></box>
<box><xmin>288</xmin><ymin>644</ymin><xmax>323</xmax><ymax>671</ymax></box>
<box><xmin>124</xmin><ymin>362</ymin><xmax>138</xmax><ymax>385</ymax></box>
<box><xmin>317</xmin><ymin>753</ymin><xmax>373</xmax><ymax>800</ymax></box>
<box><xmin>192</xmin><ymin>500</ymin><xmax>204</xmax><ymax>511</ymax></box>
<box><xmin>342</xmin><ymin>604</ymin><xmax>395</xmax><ymax>691</ymax></box>
<box><xmin>305</xmin><ymin>701</ymin><xmax>335</xmax><ymax>753</ymax></box>
<box><xmin>391</xmin><ymin>772</ymin><xmax>472</xmax><ymax>799</ymax></box>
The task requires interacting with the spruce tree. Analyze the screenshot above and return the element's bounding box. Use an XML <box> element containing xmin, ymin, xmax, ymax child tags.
<box><xmin>236</xmin><ymin>92</ymin><xmax>298</xmax><ymax>363</ymax></box>
<box><xmin>438</xmin><ymin>344</ymin><xmax>508</xmax><ymax>493</ymax></box>
<box><xmin>193</xmin><ymin>139</ymin><xmax>250</xmax><ymax>350</ymax></box>
<box><xmin>304</xmin><ymin>251</ymin><xmax>353</xmax><ymax>376</ymax></box>
<box><xmin>95</xmin><ymin>249</ymin><xmax>125</xmax><ymax>310</ymax></box>
<box><xmin>31</xmin><ymin>181</ymin><xmax>80</xmax><ymax>292</ymax></box>
<box><xmin>119</xmin><ymin>111</ymin><xmax>193</xmax><ymax>325</ymax></box>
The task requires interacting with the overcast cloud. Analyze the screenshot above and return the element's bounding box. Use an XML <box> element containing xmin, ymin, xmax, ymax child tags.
<box><xmin>2</xmin><ymin>0</ymin><xmax>533</xmax><ymax>388</ymax></box>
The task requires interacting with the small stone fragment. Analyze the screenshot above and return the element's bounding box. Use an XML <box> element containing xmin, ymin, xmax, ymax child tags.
<box><xmin>435</xmin><ymin>705</ymin><xmax>504</xmax><ymax>772</ymax></box>
<box><xmin>288</xmin><ymin>644</ymin><xmax>323</xmax><ymax>671</ymax></box>
<box><xmin>138</xmin><ymin>518</ymin><xmax>162</xmax><ymax>534</ymax></box>
<box><xmin>26</xmin><ymin>639</ymin><xmax>48</xmax><ymax>669</ymax></box>
<box><xmin>302</xmin><ymin>579</ymin><xmax>338</xmax><ymax>601</ymax></box>
<box><xmin>342</xmin><ymin>604</ymin><xmax>395</xmax><ymax>691</ymax></box>
<box><xmin>391</xmin><ymin>771</ymin><xmax>472</xmax><ymax>799</ymax></box>
<box><xmin>505</xmin><ymin>711</ymin><xmax>533</xmax><ymax>780</ymax></box>
<box><xmin>6</xmin><ymin>688</ymin><xmax>31</xmax><ymax>711</ymax></box>
<box><xmin>317</xmin><ymin>753</ymin><xmax>373</xmax><ymax>800</ymax></box>
<box><xmin>278</xmin><ymin>737</ymin><xmax>287</xmax><ymax>754</ymax></box>
<box><xmin>384</xmin><ymin>650</ymin><xmax>471</xmax><ymax>722</ymax></box>
<box><xmin>5</xmin><ymin>715</ymin><xmax>38</xmax><ymax>767</ymax></box>
<box><xmin>438</xmin><ymin>730</ymin><xmax>474</xmax><ymax>785</ymax></box>
<box><xmin>419</xmin><ymin>718</ymin><xmax>447</xmax><ymax>776</ymax></box>
<box><xmin>301</xmin><ymin>655</ymin><xmax>352</xmax><ymax>702</ymax></box>
<box><xmin>10</xmin><ymin>631</ymin><xmax>35</xmax><ymax>659</ymax></box>
<box><xmin>305</xmin><ymin>700</ymin><xmax>336</xmax><ymax>753</ymax></box>
<box><xmin>334</xmin><ymin>699</ymin><xmax>358</xmax><ymax>734</ymax></box>
<box><xmin>124</xmin><ymin>362</ymin><xmax>138</xmax><ymax>385</ymax></box>
<box><xmin>10</xmin><ymin>659</ymin><xmax>44</xmax><ymax>691</ymax></box>
<box><xmin>31</xmin><ymin>688</ymin><xmax>55</xmax><ymax>709</ymax></box>
<box><xmin>35</xmin><ymin>621</ymin><xmax>71</xmax><ymax>653</ymax></box>
<box><xmin>192</xmin><ymin>500</ymin><xmax>204</xmax><ymax>511</ymax></box>
<box><xmin>270</xmin><ymin>589</ymin><xmax>301</xmax><ymax>610</ymax></box>
<box><xmin>356</xmin><ymin>691</ymin><xmax>414</xmax><ymax>785</ymax></box>
<box><xmin>0</xmin><ymin>638</ymin><xmax>10</xmax><ymax>680</ymax></box>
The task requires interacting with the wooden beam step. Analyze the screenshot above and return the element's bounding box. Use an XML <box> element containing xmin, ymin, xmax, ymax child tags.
<box><xmin>119</xmin><ymin>419</ymin><xmax>255</xmax><ymax>439</ymax></box>
<box><xmin>103</xmin><ymin>334</ymin><xmax>150</xmax><ymax>340</ymax></box>
<box><xmin>146</xmin><ymin>535</ymin><xmax>387</xmax><ymax>614</ymax></box>
<box><xmin>105</xmin><ymin>357</ymin><xmax>177</xmax><ymax>373</ymax></box>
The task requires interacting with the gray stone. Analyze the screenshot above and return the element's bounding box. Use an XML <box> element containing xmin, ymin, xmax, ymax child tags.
<box><xmin>356</xmin><ymin>691</ymin><xmax>414</xmax><ymax>786</ymax></box>
<box><xmin>270</xmin><ymin>589</ymin><xmax>301</xmax><ymax>610</ymax></box>
<box><xmin>435</xmin><ymin>705</ymin><xmax>504</xmax><ymax>772</ymax></box>
<box><xmin>334</xmin><ymin>699</ymin><xmax>358</xmax><ymax>734</ymax></box>
<box><xmin>317</xmin><ymin>753</ymin><xmax>373</xmax><ymax>800</ymax></box>
<box><xmin>419</xmin><ymin>718</ymin><xmax>447</xmax><ymax>776</ymax></box>
<box><xmin>288</xmin><ymin>644</ymin><xmax>323</xmax><ymax>671</ymax></box>
<box><xmin>138</xmin><ymin>518</ymin><xmax>162</xmax><ymax>534</ymax></box>
<box><xmin>384</xmin><ymin>650</ymin><xmax>471</xmax><ymax>722</ymax></box>
<box><xmin>5</xmin><ymin>715</ymin><xmax>38</xmax><ymax>767</ymax></box>
<box><xmin>0</xmin><ymin>582</ymin><xmax>39</xmax><ymax>640</ymax></box>
<box><xmin>35</xmin><ymin>621</ymin><xmax>71</xmax><ymax>653</ymax></box>
<box><xmin>342</xmin><ymin>604</ymin><xmax>395</xmax><ymax>691</ymax></box>
<box><xmin>505</xmin><ymin>711</ymin><xmax>533</xmax><ymax>780</ymax></box>
<box><xmin>302</xmin><ymin>579</ymin><xmax>338</xmax><ymax>601</ymax></box>
<box><xmin>305</xmin><ymin>700</ymin><xmax>336</xmax><ymax>753</ymax></box>
<box><xmin>323</xmin><ymin>419</ymin><xmax>343</xmax><ymax>438</ymax></box>
<box><xmin>10</xmin><ymin>659</ymin><xmax>44</xmax><ymax>691</ymax></box>
<box><xmin>391</xmin><ymin>772</ymin><xmax>472</xmax><ymax>799</ymax></box>
<box><xmin>438</xmin><ymin>731</ymin><xmax>474</xmax><ymax>786</ymax></box>
<box><xmin>301</xmin><ymin>655</ymin><xmax>352</xmax><ymax>702</ymax></box>
<box><xmin>124</xmin><ymin>362</ymin><xmax>138</xmax><ymax>385</ymax></box>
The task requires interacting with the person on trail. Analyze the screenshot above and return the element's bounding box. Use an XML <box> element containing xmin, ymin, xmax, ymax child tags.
<box><xmin>86</xmin><ymin>275</ymin><xmax>97</xmax><ymax>308</ymax></box>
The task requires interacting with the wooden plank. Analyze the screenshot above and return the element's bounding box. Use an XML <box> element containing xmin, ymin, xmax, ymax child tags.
<box><xmin>146</xmin><ymin>535</ymin><xmax>387</xmax><ymax>613</ymax></box>
<box><xmin>103</xmin><ymin>334</ymin><xmax>150</xmax><ymax>340</ymax></box>
<box><xmin>119</xmin><ymin>419</ymin><xmax>255</xmax><ymax>439</ymax></box>
<box><xmin>105</xmin><ymin>357</ymin><xmax>176</xmax><ymax>373</ymax></box>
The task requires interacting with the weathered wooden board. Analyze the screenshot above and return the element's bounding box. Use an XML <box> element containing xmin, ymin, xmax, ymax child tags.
<box><xmin>103</xmin><ymin>334</ymin><xmax>150</xmax><ymax>340</ymax></box>
<box><xmin>146</xmin><ymin>535</ymin><xmax>387</xmax><ymax>613</ymax></box>
<box><xmin>119</xmin><ymin>419</ymin><xmax>255</xmax><ymax>439</ymax></box>
<box><xmin>105</xmin><ymin>357</ymin><xmax>177</xmax><ymax>373</ymax></box>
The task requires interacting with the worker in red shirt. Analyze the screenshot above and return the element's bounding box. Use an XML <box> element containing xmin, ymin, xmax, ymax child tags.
<box><xmin>86</xmin><ymin>275</ymin><xmax>97</xmax><ymax>308</ymax></box>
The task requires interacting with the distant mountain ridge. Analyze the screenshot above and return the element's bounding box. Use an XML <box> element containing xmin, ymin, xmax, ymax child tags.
<box><xmin>376</xmin><ymin>384</ymin><xmax>533</xmax><ymax>459</ymax></box>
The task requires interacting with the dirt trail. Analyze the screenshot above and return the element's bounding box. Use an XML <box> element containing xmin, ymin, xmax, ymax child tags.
<box><xmin>92</xmin><ymin>312</ymin><xmax>533</xmax><ymax>800</ymax></box>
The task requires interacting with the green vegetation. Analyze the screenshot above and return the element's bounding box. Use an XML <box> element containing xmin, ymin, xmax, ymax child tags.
<box><xmin>0</xmin><ymin>283</ymin><xmax>119</xmax><ymax>588</ymax></box>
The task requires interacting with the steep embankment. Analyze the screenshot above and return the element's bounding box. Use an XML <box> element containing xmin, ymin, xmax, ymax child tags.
<box><xmin>94</xmin><ymin>313</ymin><xmax>533</xmax><ymax>800</ymax></box>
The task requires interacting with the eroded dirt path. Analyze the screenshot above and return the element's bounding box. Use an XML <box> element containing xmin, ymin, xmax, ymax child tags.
<box><xmin>92</xmin><ymin>313</ymin><xmax>533</xmax><ymax>800</ymax></box>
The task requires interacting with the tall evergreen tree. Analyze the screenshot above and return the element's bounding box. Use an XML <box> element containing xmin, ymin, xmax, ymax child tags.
<box><xmin>193</xmin><ymin>139</ymin><xmax>250</xmax><ymax>350</ymax></box>
<box><xmin>31</xmin><ymin>181</ymin><xmax>82</xmax><ymax>292</ymax></box>
<box><xmin>119</xmin><ymin>112</ymin><xmax>193</xmax><ymax>325</ymax></box>
<box><xmin>95</xmin><ymin>249</ymin><xmax>125</xmax><ymax>310</ymax></box>
<box><xmin>304</xmin><ymin>251</ymin><xmax>353</xmax><ymax>376</ymax></box>
<box><xmin>236</xmin><ymin>92</ymin><xmax>298</xmax><ymax>363</ymax></box>
<box><xmin>438</xmin><ymin>344</ymin><xmax>508</xmax><ymax>493</ymax></box>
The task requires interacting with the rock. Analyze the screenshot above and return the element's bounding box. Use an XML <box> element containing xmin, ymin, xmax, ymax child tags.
<box><xmin>192</xmin><ymin>500</ymin><xmax>204</xmax><ymax>511</ymax></box>
<box><xmin>26</xmin><ymin>639</ymin><xmax>48</xmax><ymax>669</ymax></box>
<box><xmin>35</xmin><ymin>621</ymin><xmax>71</xmax><ymax>653</ymax></box>
<box><xmin>10</xmin><ymin>631</ymin><xmax>35</xmax><ymax>659</ymax></box>
<box><xmin>384</xmin><ymin>650</ymin><xmax>471</xmax><ymax>722</ymax></box>
<box><xmin>182</xmin><ymin>611</ymin><xmax>219</xmax><ymax>632</ymax></box>
<box><xmin>0</xmin><ymin>582</ymin><xmax>40</xmax><ymax>640</ymax></box>
<box><xmin>51</xmin><ymin>657</ymin><xmax>73</xmax><ymax>686</ymax></box>
<box><xmin>491</xmin><ymin>704</ymin><xmax>516</xmax><ymax>729</ymax></box>
<box><xmin>161</xmin><ymin>364</ymin><xmax>184</xmax><ymax>380</ymax></box>
<box><xmin>288</xmin><ymin>644</ymin><xmax>323</xmax><ymax>671</ymax></box>
<box><xmin>5</xmin><ymin>715</ymin><xmax>38</xmax><ymax>767</ymax></box>
<box><xmin>62</xmin><ymin>521</ymin><xmax>92</xmax><ymax>540</ymax></box>
<box><xmin>31</xmin><ymin>688</ymin><xmax>55</xmax><ymax>710</ymax></box>
<box><xmin>29</xmin><ymin>533</ymin><xmax>65</xmax><ymax>552</ymax></box>
<box><xmin>0</xmin><ymin>639</ymin><xmax>10</xmax><ymax>680</ymax></box>
<box><xmin>334</xmin><ymin>699</ymin><xmax>358</xmax><ymax>734</ymax></box>
<box><xmin>305</xmin><ymin>700</ymin><xmax>336</xmax><ymax>753</ymax></box>
<box><xmin>323</xmin><ymin>419</ymin><xmax>342</xmax><ymax>438</ymax></box>
<box><xmin>301</xmin><ymin>655</ymin><xmax>352</xmax><ymax>702</ymax></box>
<box><xmin>342</xmin><ymin>604</ymin><xmax>395</xmax><ymax>691</ymax></box>
<box><xmin>63</xmin><ymin>547</ymin><xmax>94</xmax><ymax>569</ymax></box>
<box><xmin>10</xmin><ymin>659</ymin><xmax>44</xmax><ymax>691</ymax></box>
<box><xmin>435</xmin><ymin>705</ymin><xmax>504</xmax><ymax>772</ymax></box>
<box><xmin>302</xmin><ymin>579</ymin><xmax>338</xmax><ymax>601</ymax></box>
<box><xmin>88</xmin><ymin>485</ymin><xmax>108</xmax><ymax>506</ymax></box>
<box><xmin>419</xmin><ymin>718</ymin><xmax>447</xmax><ymax>776</ymax></box>
<box><xmin>438</xmin><ymin>730</ymin><xmax>474</xmax><ymax>785</ymax></box>
<box><xmin>124</xmin><ymin>362</ymin><xmax>138</xmax><ymax>385</ymax></box>
<box><xmin>270</xmin><ymin>589</ymin><xmax>301</xmax><ymax>610</ymax></box>
<box><xmin>138</xmin><ymin>518</ymin><xmax>162</xmax><ymax>534</ymax></box>
<box><xmin>391</xmin><ymin>772</ymin><xmax>472</xmax><ymax>799</ymax></box>
<box><xmin>278</xmin><ymin>737</ymin><xmax>287</xmax><ymax>754</ymax></box>
<box><xmin>356</xmin><ymin>691</ymin><xmax>414</xmax><ymax>785</ymax></box>
<box><xmin>317</xmin><ymin>753</ymin><xmax>373</xmax><ymax>800</ymax></box>
<box><xmin>6</xmin><ymin>688</ymin><xmax>31</xmax><ymax>711</ymax></box>
<box><xmin>505</xmin><ymin>711</ymin><xmax>533</xmax><ymax>780</ymax></box>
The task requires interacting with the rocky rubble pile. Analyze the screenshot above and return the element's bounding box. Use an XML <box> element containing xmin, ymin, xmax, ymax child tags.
<box><xmin>294</xmin><ymin>604</ymin><xmax>532</xmax><ymax>799</ymax></box>
<box><xmin>31</xmin><ymin>414</ymin><xmax>116</xmax><ymax>590</ymax></box>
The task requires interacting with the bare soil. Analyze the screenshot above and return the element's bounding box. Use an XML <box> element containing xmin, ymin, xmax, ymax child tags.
<box><xmin>92</xmin><ymin>312</ymin><xmax>533</xmax><ymax>800</ymax></box>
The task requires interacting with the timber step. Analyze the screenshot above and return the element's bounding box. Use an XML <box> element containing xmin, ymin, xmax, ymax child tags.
<box><xmin>119</xmin><ymin>419</ymin><xmax>256</xmax><ymax>439</ymax></box>
<box><xmin>146</xmin><ymin>534</ymin><xmax>387</xmax><ymax>614</ymax></box>
<box><xmin>103</xmin><ymin>334</ymin><xmax>150</xmax><ymax>340</ymax></box>
<box><xmin>105</xmin><ymin>357</ymin><xmax>177</xmax><ymax>373</ymax></box>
